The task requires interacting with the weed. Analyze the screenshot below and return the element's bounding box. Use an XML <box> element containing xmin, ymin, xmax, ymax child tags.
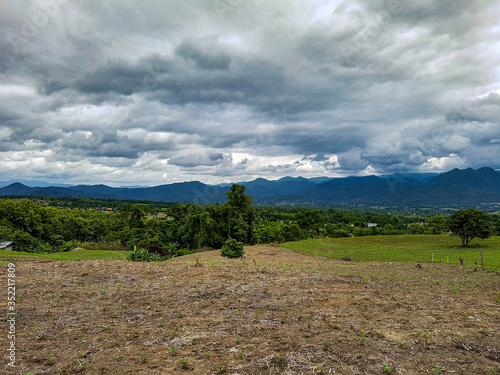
<box><xmin>171</xmin><ymin>347</ymin><xmax>177</xmax><ymax>356</ymax></box>
<box><xmin>216</xmin><ymin>362</ymin><xmax>227</xmax><ymax>373</ymax></box>
<box><xmin>316</xmin><ymin>364</ymin><xmax>326</xmax><ymax>374</ymax></box>
<box><xmin>432</xmin><ymin>368</ymin><xmax>443</xmax><ymax>375</ymax></box>
<box><xmin>416</xmin><ymin>330</ymin><xmax>432</xmax><ymax>348</ymax></box>
<box><xmin>383</xmin><ymin>364</ymin><xmax>393</xmax><ymax>374</ymax></box>
<box><xmin>493</xmin><ymin>293</ymin><xmax>500</xmax><ymax>304</ymax></box>
<box><xmin>180</xmin><ymin>358</ymin><xmax>190</xmax><ymax>369</ymax></box>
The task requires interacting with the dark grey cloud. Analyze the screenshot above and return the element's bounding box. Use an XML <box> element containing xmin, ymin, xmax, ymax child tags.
<box><xmin>175</xmin><ymin>42</ymin><xmax>231</xmax><ymax>71</ymax></box>
<box><xmin>169</xmin><ymin>152</ymin><xmax>225</xmax><ymax>168</ymax></box>
<box><xmin>0</xmin><ymin>0</ymin><xmax>499</xmax><ymax>185</ymax></box>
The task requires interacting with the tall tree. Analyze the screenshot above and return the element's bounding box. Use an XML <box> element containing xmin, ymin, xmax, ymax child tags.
<box><xmin>447</xmin><ymin>209</ymin><xmax>490</xmax><ymax>247</ymax></box>
<box><xmin>225</xmin><ymin>184</ymin><xmax>254</xmax><ymax>243</ymax></box>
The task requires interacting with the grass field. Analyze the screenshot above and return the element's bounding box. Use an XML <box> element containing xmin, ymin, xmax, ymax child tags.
<box><xmin>281</xmin><ymin>235</ymin><xmax>500</xmax><ymax>270</ymax></box>
<box><xmin>0</xmin><ymin>248</ymin><xmax>132</xmax><ymax>263</ymax></box>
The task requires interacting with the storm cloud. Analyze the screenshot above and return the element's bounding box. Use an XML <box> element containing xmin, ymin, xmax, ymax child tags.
<box><xmin>0</xmin><ymin>0</ymin><xmax>499</xmax><ymax>185</ymax></box>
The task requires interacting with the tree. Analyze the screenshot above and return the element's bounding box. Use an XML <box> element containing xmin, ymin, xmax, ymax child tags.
<box><xmin>225</xmin><ymin>184</ymin><xmax>254</xmax><ymax>243</ymax></box>
<box><xmin>428</xmin><ymin>215</ymin><xmax>446</xmax><ymax>234</ymax></box>
<box><xmin>119</xmin><ymin>205</ymin><xmax>146</xmax><ymax>228</ymax></box>
<box><xmin>296</xmin><ymin>210</ymin><xmax>323</xmax><ymax>236</ymax></box>
<box><xmin>407</xmin><ymin>223</ymin><xmax>425</xmax><ymax>234</ymax></box>
<box><xmin>447</xmin><ymin>209</ymin><xmax>490</xmax><ymax>247</ymax></box>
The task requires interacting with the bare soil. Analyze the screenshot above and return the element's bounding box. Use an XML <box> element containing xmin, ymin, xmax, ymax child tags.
<box><xmin>1</xmin><ymin>245</ymin><xmax>499</xmax><ymax>374</ymax></box>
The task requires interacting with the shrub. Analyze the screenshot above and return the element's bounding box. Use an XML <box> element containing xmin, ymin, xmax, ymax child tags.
<box><xmin>220</xmin><ymin>239</ymin><xmax>244</xmax><ymax>259</ymax></box>
<box><xmin>127</xmin><ymin>246</ymin><xmax>163</xmax><ymax>262</ymax></box>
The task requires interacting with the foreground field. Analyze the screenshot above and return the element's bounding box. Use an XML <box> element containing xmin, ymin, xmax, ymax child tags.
<box><xmin>281</xmin><ymin>235</ymin><xmax>500</xmax><ymax>271</ymax></box>
<box><xmin>1</xmin><ymin>245</ymin><xmax>499</xmax><ymax>374</ymax></box>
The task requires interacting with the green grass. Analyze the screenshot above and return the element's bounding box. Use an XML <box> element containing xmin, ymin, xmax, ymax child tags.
<box><xmin>281</xmin><ymin>235</ymin><xmax>500</xmax><ymax>270</ymax></box>
<box><xmin>0</xmin><ymin>249</ymin><xmax>132</xmax><ymax>262</ymax></box>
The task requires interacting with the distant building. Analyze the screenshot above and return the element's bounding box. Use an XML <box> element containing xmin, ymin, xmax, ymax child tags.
<box><xmin>0</xmin><ymin>241</ymin><xmax>18</xmax><ymax>251</ymax></box>
<box><xmin>367</xmin><ymin>223</ymin><xmax>378</xmax><ymax>227</ymax></box>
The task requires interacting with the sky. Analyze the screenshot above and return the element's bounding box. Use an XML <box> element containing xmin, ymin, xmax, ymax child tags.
<box><xmin>1</xmin><ymin>0</ymin><xmax>500</xmax><ymax>186</ymax></box>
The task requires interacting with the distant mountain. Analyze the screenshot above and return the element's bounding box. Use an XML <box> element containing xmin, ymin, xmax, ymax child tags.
<box><xmin>243</xmin><ymin>177</ymin><xmax>316</xmax><ymax>198</ymax></box>
<box><xmin>1</xmin><ymin>167</ymin><xmax>500</xmax><ymax>208</ymax></box>
<box><xmin>0</xmin><ymin>180</ymin><xmax>73</xmax><ymax>188</ymax></box>
<box><xmin>428</xmin><ymin>167</ymin><xmax>500</xmax><ymax>193</ymax></box>
<box><xmin>0</xmin><ymin>182</ymin><xmax>39</xmax><ymax>196</ymax></box>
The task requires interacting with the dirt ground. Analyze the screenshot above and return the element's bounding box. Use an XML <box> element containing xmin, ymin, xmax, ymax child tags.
<box><xmin>1</xmin><ymin>245</ymin><xmax>499</xmax><ymax>374</ymax></box>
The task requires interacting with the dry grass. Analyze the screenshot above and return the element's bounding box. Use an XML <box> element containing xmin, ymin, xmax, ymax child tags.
<box><xmin>1</xmin><ymin>245</ymin><xmax>499</xmax><ymax>374</ymax></box>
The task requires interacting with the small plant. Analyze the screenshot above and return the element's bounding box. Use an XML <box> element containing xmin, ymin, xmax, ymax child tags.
<box><xmin>216</xmin><ymin>362</ymin><xmax>227</xmax><ymax>373</ymax></box>
<box><xmin>493</xmin><ymin>292</ymin><xmax>500</xmax><ymax>304</ymax></box>
<box><xmin>358</xmin><ymin>331</ymin><xmax>367</xmax><ymax>341</ymax></box>
<box><xmin>316</xmin><ymin>364</ymin><xmax>326</xmax><ymax>374</ymax></box>
<box><xmin>141</xmin><ymin>354</ymin><xmax>147</xmax><ymax>363</ymax></box>
<box><xmin>383</xmin><ymin>364</ymin><xmax>393</xmax><ymax>374</ymax></box>
<box><xmin>220</xmin><ymin>239</ymin><xmax>244</xmax><ymax>259</ymax></box>
<box><xmin>432</xmin><ymin>368</ymin><xmax>443</xmax><ymax>375</ymax></box>
<box><xmin>127</xmin><ymin>247</ymin><xmax>163</xmax><ymax>262</ymax></box>
<box><xmin>171</xmin><ymin>346</ymin><xmax>177</xmax><ymax>356</ymax></box>
<box><xmin>416</xmin><ymin>330</ymin><xmax>432</xmax><ymax>348</ymax></box>
<box><xmin>181</xmin><ymin>358</ymin><xmax>190</xmax><ymax>369</ymax></box>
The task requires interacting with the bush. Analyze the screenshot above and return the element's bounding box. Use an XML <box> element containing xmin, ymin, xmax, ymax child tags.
<box><xmin>127</xmin><ymin>247</ymin><xmax>163</xmax><ymax>262</ymax></box>
<box><xmin>220</xmin><ymin>239</ymin><xmax>244</xmax><ymax>259</ymax></box>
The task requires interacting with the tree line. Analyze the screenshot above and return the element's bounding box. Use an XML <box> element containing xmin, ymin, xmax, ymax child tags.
<box><xmin>1</xmin><ymin>185</ymin><xmax>499</xmax><ymax>254</ymax></box>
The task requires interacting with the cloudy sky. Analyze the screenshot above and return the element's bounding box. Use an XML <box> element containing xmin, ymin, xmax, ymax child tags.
<box><xmin>1</xmin><ymin>0</ymin><xmax>499</xmax><ymax>186</ymax></box>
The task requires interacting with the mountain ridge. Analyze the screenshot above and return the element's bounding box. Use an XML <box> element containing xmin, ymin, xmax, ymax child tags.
<box><xmin>1</xmin><ymin>167</ymin><xmax>499</xmax><ymax>208</ymax></box>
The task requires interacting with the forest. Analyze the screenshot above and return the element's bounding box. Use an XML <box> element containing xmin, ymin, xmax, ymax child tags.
<box><xmin>1</xmin><ymin>184</ymin><xmax>499</xmax><ymax>256</ymax></box>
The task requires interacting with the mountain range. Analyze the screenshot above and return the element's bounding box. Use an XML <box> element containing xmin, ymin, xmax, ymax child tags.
<box><xmin>1</xmin><ymin>167</ymin><xmax>500</xmax><ymax>209</ymax></box>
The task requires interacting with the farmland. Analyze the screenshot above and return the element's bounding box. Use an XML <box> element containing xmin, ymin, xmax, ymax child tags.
<box><xmin>281</xmin><ymin>235</ymin><xmax>500</xmax><ymax>271</ymax></box>
<box><xmin>1</xmin><ymin>244</ymin><xmax>499</xmax><ymax>374</ymax></box>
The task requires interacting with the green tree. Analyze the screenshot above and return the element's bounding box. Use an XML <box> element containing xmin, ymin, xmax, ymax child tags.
<box><xmin>120</xmin><ymin>205</ymin><xmax>146</xmax><ymax>228</ymax></box>
<box><xmin>407</xmin><ymin>223</ymin><xmax>425</xmax><ymax>234</ymax></box>
<box><xmin>296</xmin><ymin>210</ymin><xmax>323</xmax><ymax>235</ymax></box>
<box><xmin>447</xmin><ymin>209</ymin><xmax>491</xmax><ymax>247</ymax></box>
<box><xmin>225</xmin><ymin>184</ymin><xmax>254</xmax><ymax>243</ymax></box>
<box><xmin>428</xmin><ymin>215</ymin><xmax>446</xmax><ymax>234</ymax></box>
